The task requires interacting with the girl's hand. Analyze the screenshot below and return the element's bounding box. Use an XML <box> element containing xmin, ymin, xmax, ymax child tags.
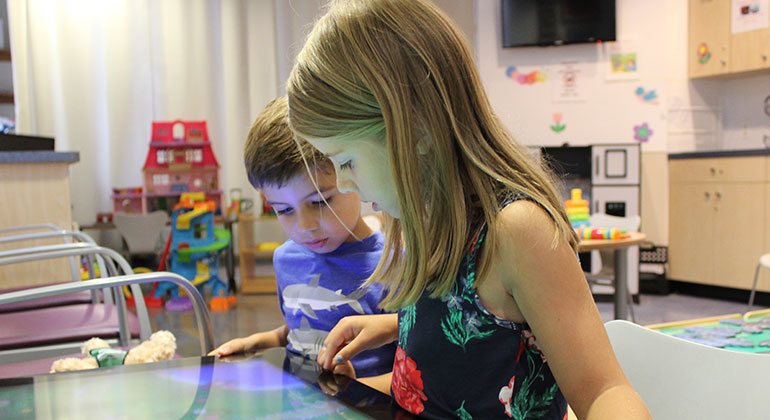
<box><xmin>317</xmin><ymin>314</ymin><xmax>399</xmax><ymax>371</ymax></box>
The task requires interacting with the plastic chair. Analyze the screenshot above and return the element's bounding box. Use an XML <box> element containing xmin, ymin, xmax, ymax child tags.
<box><xmin>0</xmin><ymin>243</ymin><xmax>151</xmax><ymax>364</ymax></box>
<box><xmin>605</xmin><ymin>320</ymin><xmax>770</xmax><ymax>419</ymax></box>
<box><xmin>584</xmin><ymin>213</ymin><xmax>641</xmax><ymax>322</ymax></box>
<box><xmin>748</xmin><ymin>253</ymin><xmax>770</xmax><ymax>310</ymax></box>
<box><xmin>113</xmin><ymin>211</ymin><xmax>169</xmax><ymax>266</ymax></box>
<box><xmin>0</xmin><ymin>271</ymin><xmax>214</xmax><ymax>379</ymax></box>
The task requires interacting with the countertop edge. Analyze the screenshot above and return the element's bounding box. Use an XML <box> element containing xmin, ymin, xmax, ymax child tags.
<box><xmin>0</xmin><ymin>151</ymin><xmax>80</xmax><ymax>164</ymax></box>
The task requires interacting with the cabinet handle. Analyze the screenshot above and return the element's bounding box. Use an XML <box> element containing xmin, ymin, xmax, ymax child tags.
<box><xmin>715</xmin><ymin>191</ymin><xmax>722</xmax><ymax>200</ymax></box>
<box><xmin>763</xmin><ymin>54</ymin><xmax>768</xmax><ymax>61</ymax></box>
<box><xmin>595</xmin><ymin>156</ymin><xmax>599</xmax><ymax>176</ymax></box>
<box><xmin>721</xmin><ymin>60</ymin><xmax>727</xmax><ymax>66</ymax></box>
<box><xmin>710</xmin><ymin>167</ymin><xmax>716</xmax><ymax>175</ymax></box>
<box><xmin>704</xmin><ymin>191</ymin><xmax>710</xmax><ymax>200</ymax></box>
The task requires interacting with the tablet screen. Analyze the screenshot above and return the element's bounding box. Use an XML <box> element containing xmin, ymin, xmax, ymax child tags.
<box><xmin>0</xmin><ymin>355</ymin><xmax>380</xmax><ymax>419</ymax></box>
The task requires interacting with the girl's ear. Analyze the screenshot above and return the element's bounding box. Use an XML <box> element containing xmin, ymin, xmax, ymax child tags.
<box><xmin>416</xmin><ymin>136</ymin><xmax>431</xmax><ymax>155</ymax></box>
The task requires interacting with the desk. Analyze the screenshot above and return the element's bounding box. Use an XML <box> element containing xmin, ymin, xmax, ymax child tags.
<box><xmin>0</xmin><ymin>347</ymin><xmax>409</xmax><ymax>419</ymax></box>
<box><xmin>578</xmin><ymin>232</ymin><xmax>647</xmax><ymax>320</ymax></box>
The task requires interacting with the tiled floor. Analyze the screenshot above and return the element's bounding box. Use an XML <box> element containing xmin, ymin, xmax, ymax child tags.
<box><xmin>151</xmin><ymin>266</ymin><xmax>767</xmax><ymax>356</ymax></box>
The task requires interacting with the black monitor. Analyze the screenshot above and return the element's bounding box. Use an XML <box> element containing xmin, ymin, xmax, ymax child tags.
<box><xmin>502</xmin><ymin>0</ymin><xmax>616</xmax><ymax>48</ymax></box>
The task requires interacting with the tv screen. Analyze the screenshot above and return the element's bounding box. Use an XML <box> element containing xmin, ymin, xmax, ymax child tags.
<box><xmin>501</xmin><ymin>0</ymin><xmax>616</xmax><ymax>48</ymax></box>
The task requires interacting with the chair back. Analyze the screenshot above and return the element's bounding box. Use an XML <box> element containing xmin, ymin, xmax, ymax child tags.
<box><xmin>605</xmin><ymin>320</ymin><xmax>770</xmax><ymax>420</ymax></box>
<box><xmin>113</xmin><ymin>211</ymin><xmax>168</xmax><ymax>255</ymax></box>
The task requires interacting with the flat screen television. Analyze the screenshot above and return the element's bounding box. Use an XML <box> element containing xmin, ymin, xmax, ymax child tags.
<box><xmin>501</xmin><ymin>0</ymin><xmax>616</xmax><ymax>48</ymax></box>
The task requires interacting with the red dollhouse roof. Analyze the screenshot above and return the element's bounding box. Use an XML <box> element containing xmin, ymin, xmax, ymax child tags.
<box><xmin>142</xmin><ymin>121</ymin><xmax>220</xmax><ymax>170</ymax></box>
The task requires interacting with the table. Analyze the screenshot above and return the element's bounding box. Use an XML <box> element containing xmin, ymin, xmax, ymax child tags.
<box><xmin>0</xmin><ymin>347</ymin><xmax>410</xmax><ymax>419</ymax></box>
<box><xmin>578</xmin><ymin>232</ymin><xmax>647</xmax><ymax>320</ymax></box>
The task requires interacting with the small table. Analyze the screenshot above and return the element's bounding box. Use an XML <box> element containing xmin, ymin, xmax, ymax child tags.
<box><xmin>578</xmin><ymin>232</ymin><xmax>647</xmax><ymax>320</ymax></box>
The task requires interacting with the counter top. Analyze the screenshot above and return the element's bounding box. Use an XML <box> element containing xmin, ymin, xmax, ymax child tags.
<box><xmin>0</xmin><ymin>151</ymin><xmax>80</xmax><ymax>163</ymax></box>
<box><xmin>669</xmin><ymin>149</ymin><xmax>770</xmax><ymax>160</ymax></box>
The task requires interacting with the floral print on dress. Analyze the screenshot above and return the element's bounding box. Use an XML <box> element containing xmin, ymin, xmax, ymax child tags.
<box><xmin>392</xmin><ymin>346</ymin><xmax>428</xmax><ymax>415</ymax></box>
<box><xmin>498</xmin><ymin>334</ymin><xmax>560</xmax><ymax>419</ymax></box>
<box><xmin>522</xmin><ymin>329</ymin><xmax>547</xmax><ymax>363</ymax></box>
<box><xmin>399</xmin><ymin>304</ymin><xmax>416</xmax><ymax>348</ymax></box>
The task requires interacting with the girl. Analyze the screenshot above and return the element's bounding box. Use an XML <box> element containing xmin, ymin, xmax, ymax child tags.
<box><xmin>287</xmin><ymin>0</ymin><xmax>651</xmax><ymax>419</ymax></box>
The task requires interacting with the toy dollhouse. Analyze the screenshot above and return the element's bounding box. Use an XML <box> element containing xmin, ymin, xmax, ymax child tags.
<box><xmin>112</xmin><ymin>120</ymin><xmax>223</xmax><ymax>214</ymax></box>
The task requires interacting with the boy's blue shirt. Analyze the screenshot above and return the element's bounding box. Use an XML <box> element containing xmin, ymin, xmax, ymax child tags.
<box><xmin>273</xmin><ymin>230</ymin><xmax>396</xmax><ymax>377</ymax></box>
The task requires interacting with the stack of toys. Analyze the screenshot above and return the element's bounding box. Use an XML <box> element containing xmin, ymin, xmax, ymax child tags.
<box><xmin>576</xmin><ymin>226</ymin><xmax>630</xmax><ymax>240</ymax></box>
<box><xmin>153</xmin><ymin>192</ymin><xmax>235</xmax><ymax>311</ymax></box>
<box><xmin>565</xmin><ymin>188</ymin><xmax>590</xmax><ymax>228</ymax></box>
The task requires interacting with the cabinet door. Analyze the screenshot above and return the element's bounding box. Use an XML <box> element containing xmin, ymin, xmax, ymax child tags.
<box><xmin>730</xmin><ymin>25</ymin><xmax>770</xmax><ymax>72</ymax></box>
<box><xmin>669</xmin><ymin>183</ymin><xmax>716</xmax><ymax>283</ymax></box>
<box><xmin>711</xmin><ymin>183</ymin><xmax>765</xmax><ymax>289</ymax></box>
<box><xmin>689</xmin><ymin>0</ymin><xmax>731</xmax><ymax>77</ymax></box>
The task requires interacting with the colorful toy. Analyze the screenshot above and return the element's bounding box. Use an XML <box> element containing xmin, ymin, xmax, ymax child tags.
<box><xmin>576</xmin><ymin>226</ymin><xmax>630</xmax><ymax>240</ymax></box>
<box><xmin>154</xmin><ymin>192</ymin><xmax>234</xmax><ymax>311</ymax></box>
<box><xmin>565</xmin><ymin>188</ymin><xmax>590</xmax><ymax>228</ymax></box>
<box><xmin>49</xmin><ymin>330</ymin><xmax>176</xmax><ymax>373</ymax></box>
<box><xmin>112</xmin><ymin>120</ymin><xmax>223</xmax><ymax>214</ymax></box>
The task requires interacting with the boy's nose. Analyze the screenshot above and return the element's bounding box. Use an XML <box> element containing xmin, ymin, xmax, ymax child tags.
<box><xmin>297</xmin><ymin>210</ymin><xmax>319</xmax><ymax>233</ymax></box>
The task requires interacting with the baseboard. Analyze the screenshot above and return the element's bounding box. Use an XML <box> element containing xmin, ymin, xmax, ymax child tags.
<box><xmin>667</xmin><ymin>280</ymin><xmax>770</xmax><ymax>307</ymax></box>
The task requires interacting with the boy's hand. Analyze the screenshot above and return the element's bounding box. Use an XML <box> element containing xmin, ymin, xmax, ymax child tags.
<box><xmin>317</xmin><ymin>314</ymin><xmax>398</xmax><ymax>371</ymax></box>
<box><xmin>209</xmin><ymin>337</ymin><xmax>254</xmax><ymax>357</ymax></box>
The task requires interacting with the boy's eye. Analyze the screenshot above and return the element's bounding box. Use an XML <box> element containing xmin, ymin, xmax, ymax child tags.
<box><xmin>311</xmin><ymin>197</ymin><xmax>332</xmax><ymax>207</ymax></box>
<box><xmin>275</xmin><ymin>207</ymin><xmax>292</xmax><ymax>215</ymax></box>
<box><xmin>340</xmin><ymin>160</ymin><xmax>353</xmax><ymax>171</ymax></box>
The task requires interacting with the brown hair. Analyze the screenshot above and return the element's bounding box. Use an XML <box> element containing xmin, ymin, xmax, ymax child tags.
<box><xmin>244</xmin><ymin>96</ymin><xmax>333</xmax><ymax>189</ymax></box>
<box><xmin>288</xmin><ymin>0</ymin><xmax>577</xmax><ymax>309</ymax></box>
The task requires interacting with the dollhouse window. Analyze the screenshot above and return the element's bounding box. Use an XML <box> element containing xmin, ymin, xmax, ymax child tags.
<box><xmin>153</xmin><ymin>174</ymin><xmax>169</xmax><ymax>185</ymax></box>
<box><xmin>157</xmin><ymin>150</ymin><xmax>168</xmax><ymax>164</ymax></box>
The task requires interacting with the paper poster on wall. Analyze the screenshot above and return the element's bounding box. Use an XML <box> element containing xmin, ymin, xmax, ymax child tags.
<box><xmin>551</xmin><ymin>62</ymin><xmax>585</xmax><ymax>103</ymax></box>
<box><xmin>605</xmin><ymin>41</ymin><xmax>640</xmax><ymax>81</ymax></box>
<box><xmin>732</xmin><ymin>0</ymin><xmax>769</xmax><ymax>34</ymax></box>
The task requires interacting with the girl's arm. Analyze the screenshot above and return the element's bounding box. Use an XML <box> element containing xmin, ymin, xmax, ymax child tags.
<box><xmin>209</xmin><ymin>324</ymin><xmax>289</xmax><ymax>356</ymax></box>
<box><xmin>490</xmin><ymin>201</ymin><xmax>650</xmax><ymax>420</ymax></box>
<box><xmin>357</xmin><ymin>372</ymin><xmax>393</xmax><ymax>396</ymax></box>
<box><xmin>317</xmin><ymin>314</ymin><xmax>399</xmax><ymax>371</ymax></box>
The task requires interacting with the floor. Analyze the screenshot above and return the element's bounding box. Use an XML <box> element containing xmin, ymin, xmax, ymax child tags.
<box><xmin>150</xmin><ymin>265</ymin><xmax>766</xmax><ymax>357</ymax></box>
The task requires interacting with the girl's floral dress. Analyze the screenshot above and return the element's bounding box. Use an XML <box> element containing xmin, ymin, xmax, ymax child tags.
<box><xmin>392</xmin><ymin>200</ymin><xmax>568</xmax><ymax>419</ymax></box>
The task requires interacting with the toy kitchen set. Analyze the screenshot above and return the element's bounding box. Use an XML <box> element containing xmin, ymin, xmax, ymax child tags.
<box><xmin>536</xmin><ymin>144</ymin><xmax>641</xmax><ymax>299</ymax></box>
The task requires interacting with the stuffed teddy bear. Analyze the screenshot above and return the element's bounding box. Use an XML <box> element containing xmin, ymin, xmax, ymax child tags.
<box><xmin>50</xmin><ymin>330</ymin><xmax>177</xmax><ymax>373</ymax></box>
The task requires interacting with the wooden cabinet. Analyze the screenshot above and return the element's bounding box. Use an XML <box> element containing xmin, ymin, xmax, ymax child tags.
<box><xmin>669</xmin><ymin>156</ymin><xmax>767</xmax><ymax>291</ymax></box>
<box><xmin>689</xmin><ymin>0</ymin><xmax>731</xmax><ymax>78</ymax></box>
<box><xmin>237</xmin><ymin>213</ymin><xmax>287</xmax><ymax>294</ymax></box>
<box><xmin>689</xmin><ymin>0</ymin><xmax>770</xmax><ymax>78</ymax></box>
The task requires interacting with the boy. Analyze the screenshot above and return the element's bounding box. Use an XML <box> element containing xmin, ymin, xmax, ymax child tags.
<box><xmin>210</xmin><ymin>96</ymin><xmax>395</xmax><ymax>378</ymax></box>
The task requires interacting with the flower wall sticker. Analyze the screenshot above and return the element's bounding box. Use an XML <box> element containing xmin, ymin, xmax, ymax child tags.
<box><xmin>506</xmin><ymin>66</ymin><xmax>547</xmax><ymax>85</ymax></box>
<box><xmin>634</xmin><ymin>122</ymin><xmax>653</xmax><ymax>142</ymax></box>
<box><xmin>550</xmin><ymin>112</ymin><xmax>566</xmax><ymax>133</ymax></box>
<box><xmin>697</xmin><ymin>42</ymin><xmax>711</xmax><ymax>64</ymax></box>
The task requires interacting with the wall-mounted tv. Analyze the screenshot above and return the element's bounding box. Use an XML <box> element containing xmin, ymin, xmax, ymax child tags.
<box><xmin>501</xmin><ymin>0</ymin><xmax>616</xmax><ymax>48</ymax></box>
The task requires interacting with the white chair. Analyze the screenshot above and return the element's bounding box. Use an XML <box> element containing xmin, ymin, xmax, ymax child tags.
<box><xmin>113</xmin><ymin>211</ymin><xmax>169</xmax><ymax>266</ymax></box>
<box><xmin>605</xmin><ymin>320</ymin><xmax>770</xmax><ymax>420</ymax></box>
<box><xmin>584</xmin><ymin>213</ymin><xmax>641</xmax><ymax>322</ymax></box>
<box><xmin>748</xmin><ymin>253</ymin><xmax>770</xmax><ymax>310</ymax></box>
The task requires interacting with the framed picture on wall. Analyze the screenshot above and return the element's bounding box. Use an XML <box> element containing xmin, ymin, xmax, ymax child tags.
<box><xmin>605</xmin><ymin>39</ymin><xmax>640</xmax><ymax>81</ymax></box>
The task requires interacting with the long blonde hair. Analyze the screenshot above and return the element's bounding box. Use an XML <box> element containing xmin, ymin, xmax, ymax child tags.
<box><xmin>288</xmin><ymin>0</ymin><xmax>577</xmax><ymax>310</ymax></box>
